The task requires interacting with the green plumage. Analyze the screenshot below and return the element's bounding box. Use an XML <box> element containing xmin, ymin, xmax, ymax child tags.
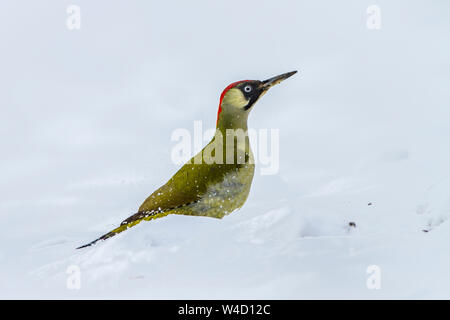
<box><xmin>78</xmin><ymin>71</ymin><xmax>296</xmax><ymax>249</ymax></box>
<box><xmin>77</xmin><ymin>133</ymin><xmax>255</xmax><ymax>248</ymax></box>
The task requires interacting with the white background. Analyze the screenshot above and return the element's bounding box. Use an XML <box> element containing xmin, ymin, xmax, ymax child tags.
<box><xmin>1</xmin><ymin>0</ymin><xmax>449</xmax><ymax>298</ymax></box>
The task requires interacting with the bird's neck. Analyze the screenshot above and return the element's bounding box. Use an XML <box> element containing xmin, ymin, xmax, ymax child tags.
<box><xmin>216</xmin><ymin>113</ymin><xmax>249</xmax><ymax>135</ymax></box>
<box><xmin>211</xmin><ymin>113</ymin><xmax>252</xmax><ymax>165</ymax></box>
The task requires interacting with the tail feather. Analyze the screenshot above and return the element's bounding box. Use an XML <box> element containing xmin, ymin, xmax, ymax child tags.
<box><xmin>76</xmin><ymin>210</ymin><xmax>170</xmax><ymax>249</ymax></box>
<box><xmin>76</xmin><ymin>231</ymin><xmax>116</xmax><ymax>249</ymax></box>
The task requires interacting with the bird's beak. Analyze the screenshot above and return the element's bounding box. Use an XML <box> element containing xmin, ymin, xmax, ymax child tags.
<box><xmin>260</xmin><ymin>70</ymin><xmax>297</xmax><ymax>91</ymax></box>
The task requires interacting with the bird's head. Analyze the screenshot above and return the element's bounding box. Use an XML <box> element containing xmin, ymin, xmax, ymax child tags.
<box><xmin>216</xmin><ymin>71</ymin><xmax>297</xmax><ymax>129</ymax></box>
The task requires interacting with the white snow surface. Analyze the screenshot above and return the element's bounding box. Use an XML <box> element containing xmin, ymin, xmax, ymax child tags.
<box><xmin>1</xmin><ymin>1</ymin><xmax>450</xmax><ymax>299</ymax></box>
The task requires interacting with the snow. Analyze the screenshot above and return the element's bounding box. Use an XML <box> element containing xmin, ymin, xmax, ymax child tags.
<box><xmin>1</xmin><ymin>1</ymin><xmax>450</xmax><ymax>299</ymax></box>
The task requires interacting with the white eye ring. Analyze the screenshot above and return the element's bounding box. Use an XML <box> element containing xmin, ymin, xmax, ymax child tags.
<box><xmin>244</xmin><ymin>85</ymin><xmax>252</xmax><ymax>93</ymax></box>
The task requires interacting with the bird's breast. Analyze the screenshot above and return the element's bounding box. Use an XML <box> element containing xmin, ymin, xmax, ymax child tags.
<box><xmin>180</xmin><ymin>163</ymin><xmax>255</xmax><ymax>219</ymax></box>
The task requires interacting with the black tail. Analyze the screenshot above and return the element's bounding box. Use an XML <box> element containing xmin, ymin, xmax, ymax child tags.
<box><xmin>76</xmin><ymin>231</ymin><xmax>116</xmax><ymax>249</ymax></box>
<box><xmin>76</xmin><ymin>210</ymin><xmax>169</xmax><ymax>249</ymax></box>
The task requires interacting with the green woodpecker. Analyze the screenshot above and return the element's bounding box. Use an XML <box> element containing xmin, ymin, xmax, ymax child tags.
<box><xmin>78</xmin><ymin>71</ymin><xmax>296</xmax><ymax>249</ymax></box>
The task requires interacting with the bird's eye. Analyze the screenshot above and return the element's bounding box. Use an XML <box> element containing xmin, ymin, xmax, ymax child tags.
<box><xmin>244</xmin><ymin>85</ymin><xmax>252</xmax><ymax>93</ymax></box>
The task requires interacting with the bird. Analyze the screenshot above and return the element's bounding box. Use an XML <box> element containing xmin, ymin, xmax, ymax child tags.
<box><xmin>77</xmin><ymin>71</ymin><xmax>297</xmax><ymax>249</ymax></box>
